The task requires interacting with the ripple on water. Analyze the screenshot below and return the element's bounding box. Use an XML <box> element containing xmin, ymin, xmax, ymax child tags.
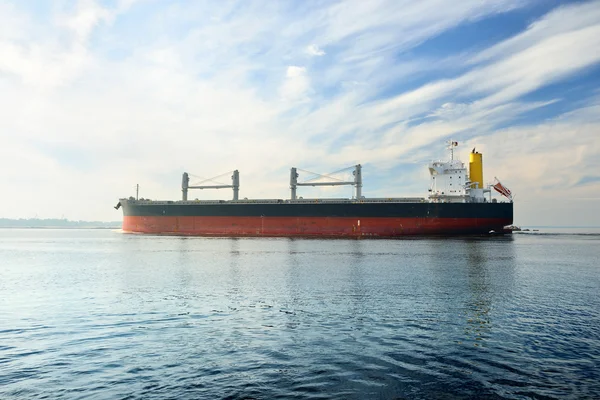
<box><xmin>1</xmin><ymin>231</ymin><xmax>600</xmax><ymax>399</ymax></box>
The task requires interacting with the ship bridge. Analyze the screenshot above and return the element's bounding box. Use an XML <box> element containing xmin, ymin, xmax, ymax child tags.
<box><xmin>428</xmin><ymin>141</ymin><xmax>491</xmax><ymax>203</ymax></box>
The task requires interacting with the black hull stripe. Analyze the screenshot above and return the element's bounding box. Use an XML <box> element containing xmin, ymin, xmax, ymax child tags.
<box><xmin>120</xmin><ymin>202</ymin><xmax>513</xmax><ymax>220</ymax></box>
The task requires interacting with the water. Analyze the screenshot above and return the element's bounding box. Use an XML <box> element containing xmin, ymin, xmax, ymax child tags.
<box><xmin>1</xmin><ymin>229</ymin><xmax>599</xmax><ymax>399</ymax></box>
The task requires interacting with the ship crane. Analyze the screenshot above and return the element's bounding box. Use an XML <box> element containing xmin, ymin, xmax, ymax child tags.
<box><xmin>182</xmin><ymin>170</ymin><xmax>240</xmax><ymax>201</ymax></box>
<box><xmin>290</xmin><ymin>164</ymin><xmax>362</xmax><ymax>200</ymax></box>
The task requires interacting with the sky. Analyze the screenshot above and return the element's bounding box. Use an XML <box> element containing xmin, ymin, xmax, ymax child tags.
<box><xmin>1</xmin><ymin>0</ymin><xmax>599</xmax><ymax>226</ymax></box>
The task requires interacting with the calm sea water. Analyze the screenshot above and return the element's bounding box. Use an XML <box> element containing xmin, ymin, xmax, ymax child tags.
<box><xmin>1</xmin><ymin>229</ymin><xmax>599</xmax><ymax>399</ymax></box>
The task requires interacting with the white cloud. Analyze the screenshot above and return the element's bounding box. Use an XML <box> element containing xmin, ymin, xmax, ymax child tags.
<box><xmin>471</xmin><ymin>1</ymin><xmax>600</xmax><ymax>65</ymax></box>
<box><xmin>58</xmin><ymin>0</ymin><xmax>113</xmax><ymax>44</ymax></box>
<box><xmin>306</xmin><ymin>44</ymin><xmax>325</xmax><ymax>56</ymax></box>
<box><xmin>280</xmin><ymin>66</ymin><xmax>311</xmax><ymax>101</ymax></box>
<box><xmin>0</xmin><ymin>0</ymin><xmax>135</xmax><ymax>87</ymax></box>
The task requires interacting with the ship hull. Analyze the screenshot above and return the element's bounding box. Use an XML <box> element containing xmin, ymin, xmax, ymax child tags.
<box><xmin>119</xmin><ymin>200</ymin><xmax>513</xmax><ymax>237</ymax></box>
<box><xmin>123</xmin><ymin>215</ymin><xmax>511</xmax><ymax>236</ymax></box>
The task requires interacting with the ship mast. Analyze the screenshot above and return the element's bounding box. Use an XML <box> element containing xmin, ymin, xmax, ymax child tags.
<box><xmin>448</xmin><ymin>140</ymin><xmax>458</xmax><ymax>160</ymax></box>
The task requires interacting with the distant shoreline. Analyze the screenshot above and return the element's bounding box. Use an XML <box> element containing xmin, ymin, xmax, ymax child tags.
<box><xmin>0</xmin><ymin>218</ymin><xmax>121</xmax><ymax>229</ymax></box>
<box><xmin>0</xmin><ymin>226</ymin><xmax>121</xmax><ymax>229</ymax></box>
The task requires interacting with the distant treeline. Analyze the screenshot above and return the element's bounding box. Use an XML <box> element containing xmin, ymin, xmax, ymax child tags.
<box><xmin>0</xmin><ymin>218</ymin><xmax>121</xmax><ymax>228</ymax></box>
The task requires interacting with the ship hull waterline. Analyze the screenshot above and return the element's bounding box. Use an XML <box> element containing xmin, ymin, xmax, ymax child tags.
<box><xmin>122</xmin><ymin>215</ymin><xmax>512</xmax><ymax>237</ymax></box>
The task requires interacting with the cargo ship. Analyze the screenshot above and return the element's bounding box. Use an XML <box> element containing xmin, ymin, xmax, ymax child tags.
<box><xmin>115</xmin><ymin>142</ymin><xmax>513</xmax><ymax>237</ymax></box>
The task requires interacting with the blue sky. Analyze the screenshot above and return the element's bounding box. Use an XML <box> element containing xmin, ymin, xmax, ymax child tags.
<box><xmin>0</xmin><ymin>0</ymin><xmax>599</xmax><ymax>225</ymax></box>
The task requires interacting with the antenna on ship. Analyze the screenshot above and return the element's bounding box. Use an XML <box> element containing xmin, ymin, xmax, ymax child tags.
<box><xmin>448</xmin><ymin>140</ymin><xmax>458</xmax><ymax>160</ymax></box>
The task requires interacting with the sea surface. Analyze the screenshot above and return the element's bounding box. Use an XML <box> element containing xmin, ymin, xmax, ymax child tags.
<box><xmin>0</xmin><ymin>228</ymin><xmax>599</xmax><ymax>399</ymax></box>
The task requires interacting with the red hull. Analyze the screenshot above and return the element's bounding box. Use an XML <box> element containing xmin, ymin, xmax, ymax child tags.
<box><xmin>122</xmin><ymin>216</ymin><xmax>510</xmax><ymax>237</ymax></box>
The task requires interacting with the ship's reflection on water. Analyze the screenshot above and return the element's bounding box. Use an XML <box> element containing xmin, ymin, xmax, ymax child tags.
<box><xmin>463</xmin><ymin>240</ymin><xmax>494</xmax><ymax>346</ymax></box>
<box><xmin>426</xmin><ymin>236</ymin><xmax>517</xmax><ymax>347</ymax></box>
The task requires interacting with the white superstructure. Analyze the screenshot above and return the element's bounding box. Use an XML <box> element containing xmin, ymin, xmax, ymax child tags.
<box><xmin>428</xmin><ymin>158</ymin><xmax>469</xmax><ymax>203</ymax></box>
<box><xmin>428</xmin><ymin>141</ymin><xmax>488</xmax><ymax>203</ymax></box>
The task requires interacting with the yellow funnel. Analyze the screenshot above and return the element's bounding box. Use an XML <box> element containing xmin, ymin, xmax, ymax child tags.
<box><xmin>469</xmin><ymin>152</ymin><xmax>483</xmax><ymax>189</ymax></box>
